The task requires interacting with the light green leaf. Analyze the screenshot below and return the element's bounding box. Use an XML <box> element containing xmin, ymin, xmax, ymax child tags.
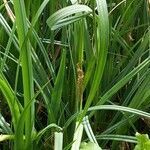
<box><xmin>80</xmin><ymin>142</ymin><xmax>102</xmax><ymax>150</ymax></box>
<box><xmin>134</xmin><ymin>132</ymin><xmax>150</xmax><ymax>150</ymax></box>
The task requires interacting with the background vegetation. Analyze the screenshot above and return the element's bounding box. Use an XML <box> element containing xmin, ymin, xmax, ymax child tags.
<box><xmin>0</xmin><ymin>0</ymin><xmax>150</xmax><ymax>149</ymax></box>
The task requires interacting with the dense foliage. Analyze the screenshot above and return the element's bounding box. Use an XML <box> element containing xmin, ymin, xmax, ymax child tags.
<box><xmin>0</xmin><ymin>0</ymin><xmax>150</xmax><ymax>149</ymax></box>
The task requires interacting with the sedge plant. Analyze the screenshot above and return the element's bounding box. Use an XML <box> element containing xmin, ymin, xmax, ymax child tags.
<box><xmin>0</xmin><ymin>0</ymin><xmax>150</xmax><ymax>149</ymax></box>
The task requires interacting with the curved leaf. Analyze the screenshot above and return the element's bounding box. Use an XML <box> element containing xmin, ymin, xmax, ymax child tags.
<box><xmin>47</xmin><ymin>4</ymin><xmax>92</xmax><ymax>30</ymax></box>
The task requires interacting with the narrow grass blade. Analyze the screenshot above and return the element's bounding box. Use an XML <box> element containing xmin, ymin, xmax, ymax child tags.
<box><xmin>36</xmin><ymin>124</ymin><xmax>62</xmax><ymax>143</ymax></box>
<box><xmin>13</xmin><ymin>0</ymin><xmax>34</xmax><ymax>149</ymax></box>
<box><xmin>0</xmin><ymin>113</ymin><xmax>12</xmax><ymax>134</ymax></box>
<box><xmin>83</xmin><ymin>116</ymin><xmax>98</xmax><ymax>145</ymax></box>
<box><xmin>88</xmin><ymin>105</ymin><xmax>150</xmax><ymax>119</ymax></box>
<box><xmin>96</xmin><ymin>57</ymin><xmax>150</xmax><ymax>106</ymax></box>
<box><xmin>80</xmin><ymin>0</ymin><xmax>109</xmax><ymax>121</ymax></box>
<box><xmin>95</xmin><ymin>134</ymin><xmax>137</xmax><ymax>143</ymax></box>
<box><xmin>51</xmin><ymin>50</ymin><xmax>66</xmax><ymax>120</ymax></box>
<box><xmin>0</xmin><ymin>73</ymin><xmax>20</xmax><ymax>129</ymax></box>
